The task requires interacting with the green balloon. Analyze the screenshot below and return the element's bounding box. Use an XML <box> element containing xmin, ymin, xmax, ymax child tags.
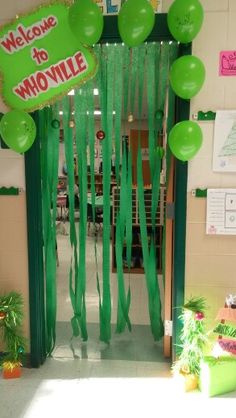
<box><xmin>167</xmin><ymin>0</ymin><xmax>204</xmax><ymax>43</ymax></box>
<box><xmin>170</xmin><ymin>55</ymin><xmax>205</xmax><ymax>99</ymax></box>
<box><xmin>168</xmin><ymin>121</ymin><xmax>203</xmax><ymax>161</ymax></box>
<box><xmin>0</xmin><ymin>110</ymin><xmax>36</xmax><ymax>153</ymax></box>
<box><xmin>118</xmin><ymin>0</ymin><xmax>155</xmax><ymax>47</ymax></box>
<box><xmin>68</xmin><ymin>0</ymin><xmax>104</xmax><ymax>46</ymax></box>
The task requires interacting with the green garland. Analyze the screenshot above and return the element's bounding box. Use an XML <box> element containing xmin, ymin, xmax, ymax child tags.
<box><xmin>0</xmin><ymin>292</ymin><xmax>26</xmax><ymax>365</ymax></box>
<box><xmin>172</xmin><ymin>296</ymin><xmax>208</xmax><ymax>376</ymax></box>
<box><xmin>213</xmin><ymin>323</ymin><xmax>236</xmax><ymax>339</ymax></box>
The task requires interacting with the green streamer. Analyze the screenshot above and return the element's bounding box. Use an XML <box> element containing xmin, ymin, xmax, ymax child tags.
<box><xmin>154</xmin><ymin>43</ymin><xmax>161</xmax><ymax>136</ymax></box>
<box><xmin>74</xmin><ymin>89</ymin><xmax>88</xmax><ymax>341</ymax></box>
<box><xmin>123</xmin><ymin>45</ymin><xmax>130</xmax><ymax>121</ymax></box>
<box><xmin>62</xmin><ymin>97</ymin><xmax>81</xmax><ymax>341</ymax></box>
<box><xmin>146</xmin><ymin>43</ymin><xmax>162</xmax><ymax>240</ymax></box>
<box><xmin>125</xmin><ymin>150</ymin><xmax>133</xmax><ymax>270</ymax></box>
<box><xmin>93</xmin><ymin>44</ymin><xmax>104</xmax><ymax>327</ymax></box>
<box><xmin>114</xmin><ymin>44</ymin><xmax>124</xmax><ymax>184</ymax></box>
<box><xmin>158</xmin><ymin>43</ymin><xmax>170</xmax><ymax>115</ymax></box>
<box><xmin>162</xmin><ymin>42</ymin><xmax>179</xmax><ymax>288</ymax></box>
<box><xmin>116</xmin><ymin>149</ymin><xmax>131</xmax><ymax>333</ymax></box>
<box><xmin>137</xmin><ymin>45</ymin><xmax>146</xmax><ymax>123</ymax></box>
<box><xmin>135</xmin><ymin>44</ymin><xmax>163</xmax><ymax>340</ymax></box>
<box><xmin>137</xmin><ymin>144</ymin><xmax>164</xmax><ymax>341</ymax></box>
<box><xmin>146</xmin><ymin>43</ymin><xmax>156</xmax><ymax>179</ymax></box>
<box><xmin>130</xmin><ymin>48</ymin><xmax>139</xmax><ymax>117</ymax></box>
<box><xmin>40</xmin><ymin>105</ymin><xmax>59</xmax><ymax>355</ymax></box>
<box><xmin>86</xmin><ymin>79</ymin><xmax>100</xmax><ymax>281</ymax></box>
<box><xmin>94</xmin><ymin>45</ymin><xmax>113</xmax><ymax>343</ymax></box>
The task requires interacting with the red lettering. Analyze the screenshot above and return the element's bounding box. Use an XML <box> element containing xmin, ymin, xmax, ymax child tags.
<box><xmin>26</xmin><ymin>29</ymin><xmax>34</xmax><ymax>42</ymax></box>
<box><xmin>14</xmin><ymin>76</ymin><xmax>39</xmax><ymax>99</ymax></box>
<box><xmin>45</xmin><ymin>66</ymin><xmax>61</xmax><ymax>84</ymax></box>
<box><xmin>66</xmin><ymin>57</ymin><xmax>80</xmax><ymax>77</ymax></box>
<box><xmin>53</xmin><ymin>65</ymin><xmax>65</xmax><ymax>83</ymax></box>
<box><xmin>39</xmin><ymin>19</ymin><xmax>50</xmax><ymax>33</ymax></box>
<box><xmin>13</xmin><ymin>50</ymin><xmax>90</xmax><ymax>101</ymax></box>
<box><xmin>28</xmin><ymin>76</ymin><xmax>40</xmax><ymax>96</ymax></box>
<box><xmin>75</xmin><ymin>52</ymin><xmax>87</xmax><ymax>72</ymax></box>
<box><xmin>47</xmin><ymin>16</ymin><xmax>57</xmax><ymax>27</ymax></box>
<box><xmin>32</xmin><ymin>26</ymin><xmax>41</xmax><ymax>37</ymax></box>
<box><xmin>36</xmin><ymin>72</ymin><xmax>48</xmax><ymax>91</ymax></box>
<box><xmin>0</xmin><ymin>15</ymin><xmax>58</xmax><ymax>54</ymax></box>
<box><xmin>17</xmin><ymin>25</ymin><xmax>30</xmax><ymax>43</ymax></box>
<box><xmin>0</xmin><ymin>31</ymin><xmax>17</xmax><ymax>53</ymax></box>
<box><xmin>15</xmin><ymin>36</ymin><xmax>24</xmax><ymax>47</ymax></box>
<box><xmin>59</xmin><ymin>62</ymin><xmax>73</xmax><ymax>81</ymax></box>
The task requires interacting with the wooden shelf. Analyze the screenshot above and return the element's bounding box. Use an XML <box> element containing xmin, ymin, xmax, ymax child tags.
<box><xmin>111</xmin><ymin>186</ymin><xmax>166</xmax><ymax>274</ymax></box>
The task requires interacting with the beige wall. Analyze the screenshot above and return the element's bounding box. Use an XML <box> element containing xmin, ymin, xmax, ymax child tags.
<box><xmin>0</xmin><ymin>193</ymin><xmax>30</xmax><ymax>349</ymax></box>
<box><xmin>0</xmin><ymin>151</ymin><xmax>28</xmax><ymax>346</ymax></box>
<box><xmin>0</xmin><ymin>0</ymin><xmax>46</xmax><ymax>343</ymax></box>
<box><xmin>163</xmin><ymin>1</ymin><xmax>236</xmax><ymax>327</ymax></box>
<box><xmin>184</xmin><ymin>0</ymin><xmax>236</xmax><ymax>328</ymax></box>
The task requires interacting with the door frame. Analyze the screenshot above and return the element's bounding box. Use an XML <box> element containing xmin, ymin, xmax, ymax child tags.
<box><xmin>25</xmin><ymin>14</ymin><xmax>190</xmax><ymax>367</ymax></box>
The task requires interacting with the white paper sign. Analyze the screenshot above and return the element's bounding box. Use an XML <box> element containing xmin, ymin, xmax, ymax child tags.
<box><xmin>213</xmin><ymin>110</ymin><xmax>236</xmax><ymax>172</ymax></box>
<box><xmin>206</xmin><ymin>188</ymin><xmax>236</xmax><ymax>235</ymax></box>
<box><xmin>95</xmin><ymin>0</ymin><xmax>162</xmax><ymax>14</ymax></box>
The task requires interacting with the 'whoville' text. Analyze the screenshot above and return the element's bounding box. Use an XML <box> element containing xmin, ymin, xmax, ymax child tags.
<box><xmin>14</xmin><ymin>52</ymin><xmax>88</xmax><ymax>100</ymax></box>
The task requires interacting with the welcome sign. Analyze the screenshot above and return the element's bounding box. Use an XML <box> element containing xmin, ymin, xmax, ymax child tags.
<box><xmin>0</xmin><ymin>3</ymin><xmax>97</xmax><ymax>112</ymax></box>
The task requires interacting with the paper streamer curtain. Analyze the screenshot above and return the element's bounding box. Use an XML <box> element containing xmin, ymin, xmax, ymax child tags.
<box><xmin>40</xmin><ymin>104</ymin><xmax>60</xmax><ymax>354</ymax></box>
<box><xmin>41</xmin><ymin>41</ymin><xmax>178</xmax><ymax>354</ymax></box>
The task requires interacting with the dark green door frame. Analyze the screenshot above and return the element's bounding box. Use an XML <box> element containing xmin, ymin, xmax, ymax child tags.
<box><xmin>25</xmin><ymin>112</ymin><xmax>46</xmax><ymax>367</ymax></box>
<box><xmin>25</xmin><ymin>14</ymin><xmax>189</xmax><ymax>366</ymax></box>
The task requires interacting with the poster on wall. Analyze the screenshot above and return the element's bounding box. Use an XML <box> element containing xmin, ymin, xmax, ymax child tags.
<box><xmin>94</xmin><ymin>0</ymin><xmax>162</xmax><ymax>14</ymax></box>
<box><xmin>206</xmin><ymin>188</ymin><xmax>236</xmax><ymax>235</ymax></box>
<box><xmin>0</xmin><ymin>3</ymin><xmax>97</xmax><ymax>112</ymax></box>
<box><xmin>219</xmin><ymin>51</ymin><xmax>236</xmax><ymax>76</ymax></box>
<box><xmin>213</xmin><ymin>110</ymin><xmax>236</xmax><ymax>172</ymax></box>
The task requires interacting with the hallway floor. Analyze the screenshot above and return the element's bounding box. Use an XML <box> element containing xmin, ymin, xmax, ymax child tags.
<box><xmin>1</xmin><ymin>223</ymin><xmax>235</xmax><ymax>417</ymax></box>
<box><xmin>1</xmin><ymin>356</ymin><xmax>235</xmax><ymax>418</ymax></box>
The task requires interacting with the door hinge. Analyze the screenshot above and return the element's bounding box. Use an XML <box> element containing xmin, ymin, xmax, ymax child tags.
<box><xmin>166</xmin><ymin>202</ymin><xmax>175</xmax><ymax>220</ymax></box>
<box><xmin>164</xmin><ymin>320</ymin><xmax>173</xmax><ymax>337</ymax></box>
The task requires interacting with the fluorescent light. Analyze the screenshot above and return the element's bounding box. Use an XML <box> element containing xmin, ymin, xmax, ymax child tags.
<box><xmin>94</xmin><ymin>110</ymin><xmax>116</xmax><ymax>115</ymax></box>
<box><xmin>68</xmin><ymin>88</ymin><xmax>99</xmax><ymax>96</ymax></box>
<box><xmin>59</xmin><ymin>110</ymin><xmax>116</xmax><ymax>116</ymax></box>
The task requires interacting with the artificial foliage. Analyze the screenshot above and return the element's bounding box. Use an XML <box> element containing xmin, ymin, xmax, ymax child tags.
<box><xmin>172</xmin><ymin>296</ymin><xmax>208</xmax><ymax>376</ymax></box>
<box><xmin>0</xmin><ymin>292</ymin><xmax>26</xmax><ymax>367</ymax></box>
<box><xmin>213</xmin><ymin>323</ymin><xmax>236</xmax><ymax>339</ymax></box>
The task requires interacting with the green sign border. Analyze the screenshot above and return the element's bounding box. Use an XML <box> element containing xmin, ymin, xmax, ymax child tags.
<box><xmin>0</xmin><ymin>1</ymin><xmax>97</xmax><ymax>112</ymax></box>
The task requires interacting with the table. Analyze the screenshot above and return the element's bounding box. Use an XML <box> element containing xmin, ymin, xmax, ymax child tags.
<box><xmin>87</xmin><ymin>195</ymin><xmax>112</xmax><ymax>207</ymax></box>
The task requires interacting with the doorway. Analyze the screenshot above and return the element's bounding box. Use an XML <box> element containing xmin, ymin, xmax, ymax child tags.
<box><xmin>25</xmin><ymin>15</ymin><xmax>189</xmax><ymax>368</ymax></box>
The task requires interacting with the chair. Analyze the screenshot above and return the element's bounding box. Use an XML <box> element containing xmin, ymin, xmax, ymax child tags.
<box><xmin>87</xmin><ymin>203</ymin><xmax>103</xmax><ymax>235</ymax></box>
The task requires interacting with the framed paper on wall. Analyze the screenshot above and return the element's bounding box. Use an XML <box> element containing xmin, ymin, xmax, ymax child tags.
<box><xmin>213</xmin><ymin>110</ymin><xmax>236</xmax><ymax>172</ymax></box>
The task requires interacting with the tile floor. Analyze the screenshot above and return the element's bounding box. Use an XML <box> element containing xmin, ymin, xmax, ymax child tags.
<box><xmin>1</xmin><ymin>223</ymin><xmax>235</xmax><ymax>417</ymax></box>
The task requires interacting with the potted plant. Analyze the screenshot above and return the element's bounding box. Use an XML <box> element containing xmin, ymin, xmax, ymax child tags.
<box><xmin>172</xmin><ymin>296</ymin><xmax>208</xmax><ymax>391</ymax></box>
<box><xmin>0</xmin><ymin>292</ymin><xmax>27</xmax><ymax>379</ymax></box>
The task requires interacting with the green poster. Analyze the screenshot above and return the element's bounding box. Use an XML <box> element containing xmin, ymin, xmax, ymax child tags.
<box><xmin>0</xmin><ymin>2</ymin><xmax>97</xmax><ymax>112</ymax></box>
